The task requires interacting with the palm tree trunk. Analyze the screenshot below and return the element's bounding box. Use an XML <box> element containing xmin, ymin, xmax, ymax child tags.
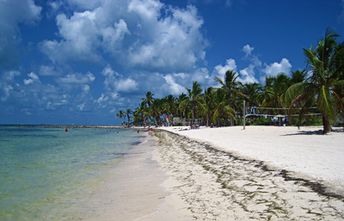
<box><xmin>322</xmin><ymin>113</ymin><xmax>331</xmax><ymax>134</ymax></box>
<box><xmin>206</xmin><ymin>113</ymin><xmax>209</xmax><ymax>127</ymax></box>
<box><xmin>142</xmin><ymin>114</ymin><xmax>146</xmax><ymax>127</ymax></box>
<box><xmin>191</xmin><ymin>109</ymin><xmax>195</xmax><ymax>127</ymax></box>
<box><xmin>191</xmin><ymin>100</ymin><xmax>195</xmax><ymax>127</ymax></box>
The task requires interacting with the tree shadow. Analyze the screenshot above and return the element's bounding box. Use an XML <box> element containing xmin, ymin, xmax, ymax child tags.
<box><xmin>282</xmin><ymin>128</ymin><xmax>343</xmax><ymax>136</ymax></box>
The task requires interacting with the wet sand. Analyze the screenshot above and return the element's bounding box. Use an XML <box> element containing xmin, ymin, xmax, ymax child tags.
<box><xmin>81</xmin><ymin>131</ymin><xmax>192</xmax><ymax>221</ymax></box>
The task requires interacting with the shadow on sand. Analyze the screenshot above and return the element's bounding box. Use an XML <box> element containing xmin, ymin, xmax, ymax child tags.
<box><xmin>282</xmin><ymin>128</ymin><xmax>343</xmax><ymax>136</ymax></box>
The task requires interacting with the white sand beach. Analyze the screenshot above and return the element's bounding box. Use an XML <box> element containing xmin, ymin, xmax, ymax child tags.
<box><xmin>80</xmin><ymin>132</ymin><xmax>193</xmax><ymax>221</ymax></box>
<box><xmin>153</xmin><ymin>126</ymin><xmax>344</xmax><ymax>220</ymax></box>
<box><xmin>161</xmin><ymin>126</ymin><xmax>344</xmax><ymax>194</ymax></box>
<box><xmin>78</xmin><ymin>127</ymin><xmax>344</xmax><ymax>220</ymax></box>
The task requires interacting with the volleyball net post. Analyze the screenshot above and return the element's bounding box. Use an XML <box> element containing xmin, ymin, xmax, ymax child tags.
<box><xmin>243</xmin><ymin>100</ymin><xmax>246</xmax><ymax>130</ymax></box>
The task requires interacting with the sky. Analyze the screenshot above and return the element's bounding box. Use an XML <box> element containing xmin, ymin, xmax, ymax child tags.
<box><xmin>0</xmin><ymin>0</ymin><xmax>343</xmax><ymax>125</ymax></box>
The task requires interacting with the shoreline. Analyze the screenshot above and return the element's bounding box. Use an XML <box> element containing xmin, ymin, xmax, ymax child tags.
<box><xmin>0</xmin><ymin>124</ymin><xmax>124</xmax><ymax>129</ymax></box>
<box><xmin>80</xmin><ymin>131</ymin><xmax>192</xmax><ymax>221</ymax></box>
<box><xmin>65</xmin><ymin>126</ymin><xmax>344</xmax><ymax>220</ymax></box>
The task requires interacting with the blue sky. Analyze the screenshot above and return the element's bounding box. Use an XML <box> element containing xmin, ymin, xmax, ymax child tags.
<box><xmin>0</xmin><ymin>0</ymin><xmax>343</xmax><ymax>125</ymax></box>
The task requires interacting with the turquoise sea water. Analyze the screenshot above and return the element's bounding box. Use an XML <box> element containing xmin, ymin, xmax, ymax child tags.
<box><xmin>0</xmin><ymin>127</ymin><xmax>140</xmax><ymax>221</ymax></box>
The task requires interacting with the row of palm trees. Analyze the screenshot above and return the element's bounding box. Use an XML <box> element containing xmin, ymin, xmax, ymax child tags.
<box><xmin>116</xmin><ymin>109</ymin><xmax>132</xmax><ymax>127</ymax></box>
<box><xmin>117</xmin><ymin>31</ymin><xmax>344</xmax><ymax>134</ymax></box>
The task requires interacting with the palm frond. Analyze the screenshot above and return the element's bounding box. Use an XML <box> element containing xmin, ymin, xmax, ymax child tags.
<box><xmin>318</xmin><ymin>85</ymin><xmax>335</xmax><ymax>119</ymax></box>
<box><xmin>284</xmin><ymin>82</ymin><xmax>306</xmax><ymax>106</ymax></box>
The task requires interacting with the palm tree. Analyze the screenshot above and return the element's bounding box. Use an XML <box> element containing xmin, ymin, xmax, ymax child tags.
<box><xmin>333</xmin><ymin>42</ymin><xmax>344</xmax><ymax>126</ymax></box>
<box><xmin>151</xmin><ymin>98</ymin><xmax>163</xmax><ymax>126</ymax></box>
<box><xmin>204</xmin><ymin>87</ymin><xmax>216</xmax><ymax>127</ymax></box>
<box><xmin>134</xmin><ymin>101</ymin><xmax>148</xmax><ymax>126</ymax></box>
<box><xmin>143</xmin><ymin>91</ymin><xmax>154</xmax><ymax>108</ymax></box>
<box><xmin>180</xmin><ymin>81</ymin><xmax>205</xmax><ymax>126</ymax></box>
<box><xmin>215</xmin><ymin>70</ymin><xmax>245</xmax><ymax>124</ymax></box>
<box><xmin>215</xmin><ymin>70</ymin><xmax>244</xmax><ymax>106</ymax></box>
<box><xmin>141</xmin><ymin>91</ymin><xmax>154</xmax><ymax>126</ymax></box>
<box><xmin>212</xmin><ymin>88</ymin><xmax>236</xmax><ymax>127</ymax></box>
<box><xmin>161</xmin><ymin>95</ymin><xmax>176</xmax><ymax>126</ymax></box>
<box><xmin>285</xmin><ymin>31</ymin><xmax>344</xmax><ymax>134</ymax></box>
<box><xmin>161</xmin><ymin>95</ymin><xmax>175</xmax><ymax>115</ymax></box>
<box><xmin>241</xmin><ymin>83</ymin><xmax>262</xmax><ymax>107</ymax></box>
<box><xmin>177</xmin><ymin>93</ymin><xmax>188</xmax><ymax>119</ymax></box>
<box><xmin>262</xmin><ymin>74</ymin><xmax>291</xmax><ymax>109</ymax></box>
<box><xmin>116</xmin><ymin>110</ymin><xmax>125</xmax><ymax>125</ymax></box>
<box><xmin>125</xmin><ymin>108</ymin><xmax>132</xmax><ymax>126</ymax></box>
<box><xmin>290</xmin><ymin>70</ymin><xmax>307</xmax><ymax>85</ymax></box>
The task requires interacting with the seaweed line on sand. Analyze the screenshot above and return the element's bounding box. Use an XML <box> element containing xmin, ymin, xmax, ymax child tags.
<box><xmin>154</xmin><ymin>129</ymin><xmax>344</xmax><ymax>220</ymax></box>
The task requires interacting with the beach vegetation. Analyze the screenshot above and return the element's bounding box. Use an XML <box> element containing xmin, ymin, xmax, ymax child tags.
<box><xmin>124</xmin><ymin>30</ymin><xmax>343</xmax><ymax>133</ymax></box>
<box><xmin>285</xmin><ymin>31</ymin><xmax>344</xmax><ymax>133</ymax></box>
<box><xmin>116</xmin><ymin>110</ymin><xmax>126</xmax><ymax>125</ymax></box>
<box><xmin>179</xmin><ymin>81</ymin><xmax>205</xmax><ymax>127</ymax></box>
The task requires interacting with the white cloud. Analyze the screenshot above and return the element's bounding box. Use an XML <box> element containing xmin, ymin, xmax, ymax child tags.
<box><xmin>238</xmin><ymin>65</ymin><xmax>258</xmax><ymax>84</ymax></box>
<box><xmin>24</xmin><ymin>72</ymin><xmax>40</xmax><ymax>85</ymax></box>
<box><xmin>0</xmin><ymin>0</ymin><xmax>41</xmax><ymax>68</ymax></box>
<box><xmin>128</xmin><ymin>5</ymin><xmax>205</xmax><ymax>72</ymax></box>
<box><xmin>29</xmin><ymin>72</ymin><xmax>39</xmax><ymax>80</ymax></box>
<box><xmin>40</xmin><ymin>0</ymin><xmax>206</xmax><ymax>73</ymax></box>
<box><xmin>57</xmin><ymin>73</ymin><xmax>95</xmax><ymax>84</ymax></box>
<box><xmin>191</xmin><ymin>67</ymin><xmax>211</xmax><ymax>85</ymax></box>
<box><xmin>0</xmin><ymin>70</ymin><xmax>21</xmax><ymax>101</ymax></box>
<box><xmin>82</xmin><ymin>85</ymin><xmax>90</xmax><ymax>93</ymax></box>
<box><xmin>163</xmin><ymin>75</ymin><xmax>186</xmax><ymax>95</ymax></box>
<box><xmin>214</xmin><ymin>45</ymin><xmax>293</xmax><ymax>85</ymax></box>
<box><xmin>102</xmin><ymin>65</ymin><xmax>119</xmax><ymax>78</ymax></box>
<box><xmin>116</xmin><ymin>78</ymin><xmax>138</xmax><ymax>92</ymax></box>
<box><xmin>173</xmin><ymin>73</ymin><xmax>187</xmax><ymax>79</ymax></box>
<box><xmin>96</xmin><ymin>93</ymin><xmax>109</xmax><ymax>104</ymax></box>
<box><xmin>263</xmin><ymin>58</ymin><xmax>292</xmax><ymax>77</ymax></box>
<box><xmin>55</xmin><ymin>72</ymin><xmax>96</xmax><ymax>103</ymax></box>
<box><xmin>213</xmin><ymin>58</ymin><xmax>258</xmax><ymax>85</ymax></box>
<box><xmin>0</xmin><ymin>70</ymin><xmax>63</xmax><ymax>111</ymax></box>
<box><xmin>0</xmin><ymin>69</ymin><xmax>99</xmax><ymax>114</ymax></box>
<box><xmin>128</xmin><ymin>0</ymin><xmax>163</xmax><ymax>21</ymax></box>
<box><xmin>242</xmin><ymin>44</ymin><xmax>254</xmax><ymax>56</ymax></box>
<box><xmin>39</xmin><ymin>65</ymin><xmax>60</xmax><ymax>76</ymax></box>
<box><xmin>101</xmin><ymin>19</ymin><xmax>130</xmax><ymax>52</ymax></box>
<box><xmin>214</xmin><ymin>58</ymin><xmax>237</xmax><ymax>79</ymax></box>
<box><xmin>2</xmin><ymin>70</ymin><xmax>21</xmax><ymax>81</ymax></box>
<box><xmin>41</xmin><ymin>11</ymin><xmax>102</xmax><ymax>63</ymax></box>
<box><xmin>48</xmin><ymin>0</ymin><xmax>63</xmax><ymax>11</ymax></box>
<box><xmin>241</xmin><ymin>44</ymin><xmax>293</xmax><ymax>83</ymax></box>
<box><xmin>77</xmin><ymin>103</ymin><xmax>86</xmax><ymax>111</ymax></box>
<box><xmin>66</xmin><ymin>0</ymin><xmax>102</xmax><ymax>10</ymax></box>
<box><xmin>42</xmin><ymin>8</ymin><xmax>131</xmax><ymax>63</ymax></box>
<box><xmin>102</xmin><ymin>66</ymin><xmax>118</xmax><ymax>90</ymax></box>
<box><xmin>102</xmin><ymin>65</ymin><xmax>137</xmax><ymax>92</ymax></box>
<box><xmin>94</xmin><ymin>65</ymin><xmax>136</xmax><ymax>109</ymax></box>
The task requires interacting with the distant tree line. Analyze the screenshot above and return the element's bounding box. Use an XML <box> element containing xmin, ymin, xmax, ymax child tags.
<box><xmin>117</xmin><ymin>31</ymin><xmax>344</xmax><ymax>134</ymax></box>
